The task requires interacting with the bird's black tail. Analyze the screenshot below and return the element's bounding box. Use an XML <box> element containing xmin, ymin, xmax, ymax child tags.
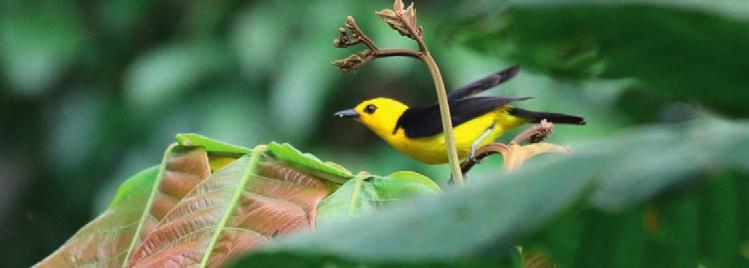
<box><xmin>509</xmin><ymin>108</ymin><xmax>586</xmax><ymax>125</ymax></box>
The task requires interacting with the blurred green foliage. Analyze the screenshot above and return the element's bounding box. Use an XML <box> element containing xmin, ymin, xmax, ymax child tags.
<box><xmin>2</xmin><ymin>0</ymin><xmax>748</xmax><ymax>267</ymax></box>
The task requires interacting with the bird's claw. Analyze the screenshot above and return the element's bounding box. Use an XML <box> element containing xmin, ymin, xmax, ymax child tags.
<box><xmin>467</xmin><ymin>151</ymin><xmax>482</xmax><ymax>164</ymax></box>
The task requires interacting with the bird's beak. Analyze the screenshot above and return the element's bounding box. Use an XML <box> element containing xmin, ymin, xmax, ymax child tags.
<box><xmin>334</xmin><ymin>108</ymin><xmax>359</xmax><ymax>118</ymax></box>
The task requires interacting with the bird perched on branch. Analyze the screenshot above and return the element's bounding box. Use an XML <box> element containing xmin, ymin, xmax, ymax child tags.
<box><xmin>335</xmin><ymin>66</ymin><xmax>586</xmax><ymax>164</ymax></box>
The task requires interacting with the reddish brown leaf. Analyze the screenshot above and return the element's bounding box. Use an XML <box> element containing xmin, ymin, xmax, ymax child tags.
<box><xmin>127</xmin><ymin>153</ymin><xmax>333</xmax><ymax>267</ymax></box>
<box><xmin>36</xmin><ymin>146</ymin><xmax>211</xmax><ymax>268</ymax></box>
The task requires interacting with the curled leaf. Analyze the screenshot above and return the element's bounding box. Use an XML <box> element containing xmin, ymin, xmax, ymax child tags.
<box><xmin>502</xmin><ymin>142</ymin><xmax>571</xmax><ymax>172</ymax></box>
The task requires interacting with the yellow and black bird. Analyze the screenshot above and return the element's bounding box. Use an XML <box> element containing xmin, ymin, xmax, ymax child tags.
<box><xmin>334</xmin><ymin>66</ymin><xmax>585</xmax><ymax>164</ymax></box>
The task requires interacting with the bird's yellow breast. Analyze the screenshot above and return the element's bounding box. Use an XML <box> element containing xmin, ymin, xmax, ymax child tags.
<box><xmin>380</xmin><ymin>108</ymin><xmax>526</xmax><ymax>164</ymax></box>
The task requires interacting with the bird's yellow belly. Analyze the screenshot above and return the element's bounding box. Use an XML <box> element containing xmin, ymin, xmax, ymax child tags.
<box><xmin>389</xmin><ymin>109</ymin><xmax>525</xmax><ymax>164</ymax></box>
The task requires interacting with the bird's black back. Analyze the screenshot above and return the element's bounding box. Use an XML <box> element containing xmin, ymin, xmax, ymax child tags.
<box><xmin>394</xmin><ymin>96</ymin><xmax>531</xmax><ymax>138</ymax></box>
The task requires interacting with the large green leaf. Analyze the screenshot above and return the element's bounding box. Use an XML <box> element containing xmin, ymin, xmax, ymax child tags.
<box><xmin>231</xmin><ymin>118</ymin><xmax>749</xmax><ymax>266</ymax></box>
<box><xmin>317</xmin><ymin>171</ymin><xmax>441</xmax><ymax>225</ymax></box>
<box><xmin>267</xmin><ymin>142</ymin><xmax>354</xmax><ymax>183</ymax></box>
<box><xmin>176</xmin><ymin>133</ymin><xmax>253</xmax><ymax>155</ymax></box>
<box><xmin>454</xmin><ymin>0</ymin><xmax>749</xmax><ymax>117</ymax></box>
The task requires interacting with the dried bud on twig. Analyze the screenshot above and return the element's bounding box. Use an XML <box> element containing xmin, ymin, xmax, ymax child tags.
<box><xmin>375</xmin><ymin>1</ymin><xmax>421</xmax><ymax>40</ymax></box>
<box><xmin>332</xmin><ymin>51</ymin><xmax>371</xmax><ymax>73</ymax></box>
<box><xmin>375</xmin><ymin>9</ymin><xmax>411</xmax><ymax>38</ymax></box>
<box><xmin>331</xmin><ymin>7</ymin><xmax>422</xmax><ymax>73</ymax></box>
<box><xmin>375</xmin><ymin>1</ymin><xmax>424</xmax><ymax>40</ymax></box>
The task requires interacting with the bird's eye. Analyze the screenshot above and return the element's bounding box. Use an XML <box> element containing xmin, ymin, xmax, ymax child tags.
<box><xmin>364</xmin><ymin>104</ymin><xmax>377</xmax><ymax>114</ymax></box>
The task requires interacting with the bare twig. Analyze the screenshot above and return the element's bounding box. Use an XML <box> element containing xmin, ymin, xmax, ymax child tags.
<box><xmin>332</xmin><ymin>16</ymin><xmax>421</xmax><ymax>72</ymax></box>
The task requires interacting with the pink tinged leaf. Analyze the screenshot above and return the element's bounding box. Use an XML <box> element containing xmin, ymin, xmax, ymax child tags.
<box><xmin>127</xmin><ymin>153</ymin><xmax>333</xmax><ymax>267</ymax></box>
<box><xmin>503</xmin><ymin>143</ymin><xmax>571</xmax><ymax>172</ymax></box>
<box><xmin>36</xmin><ymin>146</ymin><xmax>211</xmax><ymax>268</ymax></box>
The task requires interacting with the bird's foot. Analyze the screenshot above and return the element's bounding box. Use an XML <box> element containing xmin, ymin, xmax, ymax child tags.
<box><xmin>467</xmin><ymin>150</ymin><xmax>481</xmax><ymax>164</ymax></box>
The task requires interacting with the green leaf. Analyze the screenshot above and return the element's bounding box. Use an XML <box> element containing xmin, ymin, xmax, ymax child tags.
<box><xmin>455</xmin><ymin>0</ymin><xmax>749</xmax><ymax>117</ymax></box>
<box><xmin>176</xmin><ymin>133</ymin><xmax>253</xmax><ymax>155</ymax></box>
<box><xmin>376</xmin><ymin>171</ymin><xmax>441</xmax><ymax>199</ymax></box>
<box><xmin>0</xmin><ymin>1</ymin><xmax>85</xmax><ymax>96</ymax></box>
<box><xmin>124</xmin><ymin>41</ymin><xmax>230</xmax><ymax>109</ymax></box>
<box><xmin>267</xmin><ymin>142</ymin><xmax>354</xmax><ymax>183</ymax></box>
<box><xmin>235</xmin><ymin>118</ymin><xmax>749</xmax><ymax>264</ymax></box>
<box><xmin>109</xmin><ymin>165</ymin><xmax>159</xmax><ymax>207</ymax></box>
<box><xmin>316</xmin><ymin>172</ymin><xmax>441</xmax><ymax>226</ymax></box>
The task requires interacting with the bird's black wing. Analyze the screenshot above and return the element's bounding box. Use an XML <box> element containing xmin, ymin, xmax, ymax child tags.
<box><xmin>395</xmin><ymin>96</ymin><xmax>532</xmax><ymax>138</ymax></box>
<box><xmin>447</xmin><ymin>66</ymin><xmax>520</xmax><ymax>101</ymax></box>
<box><xmin>508</xmin><ymin>108</ymin><xmax>586</xmax><ymax>125</ymax></box>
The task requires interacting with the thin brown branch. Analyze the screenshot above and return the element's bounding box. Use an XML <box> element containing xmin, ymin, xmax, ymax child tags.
<box><xmin>332</xmin><ymin>16</ymin><xmax>423</xmax><ymax>73</ymax></box>
<box><xmin>459</xmin><ymin>143</ymin><xmax>510</xmax><ymax>175</ymax></box>
<box><xmin>372</xmin><ymin>49</ymin><xmax>422</xmax><ymax>59</ymax></box>
<box><xmin>345</xmin><ymin>16</ymin><xmax>378</xmax><ymax>51</ymax></box>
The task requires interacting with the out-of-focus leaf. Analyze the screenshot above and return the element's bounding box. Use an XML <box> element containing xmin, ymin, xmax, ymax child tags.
<box><xmin>455</xmin><ymin>0</ymin><xmax>749</xmax><ymax>117</ymax></box>
<box><xmin>268</xmin><ymin>1</ymin><xmax>348</xmax><ymax>143</ymax></box>
<box><xmin>229</xmin><ymin>252</ymin><xmax>502</xmax><ymax>268</ymax></box>
<box><xmin>233</xmin><ymin>118</ymin><xmax>749</xmax><ymax>264</ymax></box>
<box><xmin>45</xmin><ymin>92</ymin><xmax>105</xmax><ymax>172</ymax></box>
<box><xmin>268</xmin><ymin>142</ymin><xmax>354</xmax><ymax>183</ymax></box>
<box><xmin>697</xmin><ymin>172</ymin><xmax>741</xmax><ymax>268</ymax></box>
<box><xmin>124</xmin><ymin>41</ymin><xmax>230</xmax><ymax>109</ymax></box>
<box><xmin>97</xmin><ymin>0</ymin><xmax>158</xmax><ymax>36</ymax></box>
<box><xmin>0</xmin><ymin>2</ymin><xmax>85</xmax><ymax>96</ymax></box>
<box><xmin>316</xmin><ymin>171</ymin><xmax>440</xmax><ymax>225</ymax></box>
